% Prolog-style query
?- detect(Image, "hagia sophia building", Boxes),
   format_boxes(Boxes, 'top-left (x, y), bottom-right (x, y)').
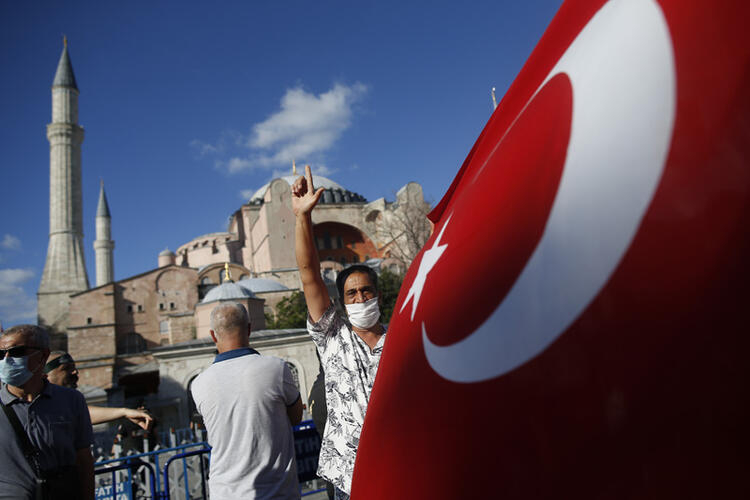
top-left (35, 41), bottom-right (429, 427)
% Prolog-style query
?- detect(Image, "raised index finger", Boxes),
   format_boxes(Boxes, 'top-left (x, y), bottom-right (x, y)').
top-left (305, 164), bottom-right (315, 193)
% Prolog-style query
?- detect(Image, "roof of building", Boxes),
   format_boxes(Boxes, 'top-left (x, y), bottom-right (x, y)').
top-left (159, 248), bottom-right (175, 257)
top-left (96, 183), bottom-right (111, 217)
top-left (247, 175), bottom-right (367, 205)
top-left (52, 41), bottom-right (78, 90)
top-left (201, 281), bottom-right (257, 303)
top-left (237, 278), bottom-right (290, 294)
top-left (151, 328), bottom-right (309, 355)
top-left (69, 264), bottom-right (198, 298)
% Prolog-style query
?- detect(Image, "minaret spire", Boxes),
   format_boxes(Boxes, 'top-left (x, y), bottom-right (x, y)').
top-left (94, 181), bottom-right (115, 286)
top-left (53, 37), bottom-right (78, 91)
top-left (38, 40), bottom-right (89, 332)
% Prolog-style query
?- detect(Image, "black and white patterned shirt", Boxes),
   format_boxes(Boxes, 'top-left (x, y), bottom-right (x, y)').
top-left (307, 303), bottom-right (386, 495)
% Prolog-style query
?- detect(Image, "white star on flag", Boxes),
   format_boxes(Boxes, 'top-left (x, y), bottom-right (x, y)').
top-left (400, 215), bottom-right (452, 321)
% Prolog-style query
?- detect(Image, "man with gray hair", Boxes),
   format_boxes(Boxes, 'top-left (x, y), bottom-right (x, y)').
top-left (0, 324), bottom-right (94, 499)
top-left (191, 302), bottom-right (303, 499)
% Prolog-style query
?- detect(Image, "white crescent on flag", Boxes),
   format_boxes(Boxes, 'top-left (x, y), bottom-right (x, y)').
top-left (353, 0), bottom-right (749, 496)
top-left (421, 0), bottom-right (676, 382)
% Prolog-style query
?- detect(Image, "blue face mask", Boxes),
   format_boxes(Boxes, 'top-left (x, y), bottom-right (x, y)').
top-left (0, 355), bottom-right (34, 387)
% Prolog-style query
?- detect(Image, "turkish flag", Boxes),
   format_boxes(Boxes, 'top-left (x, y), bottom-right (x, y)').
top-left (353, 0), bottom-right (750, 498)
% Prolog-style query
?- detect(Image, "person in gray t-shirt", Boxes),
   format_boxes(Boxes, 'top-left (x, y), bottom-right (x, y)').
top-left (191, 302), bottom-right (303, 500)
top-left (0, 324), bottom-right (94, 500)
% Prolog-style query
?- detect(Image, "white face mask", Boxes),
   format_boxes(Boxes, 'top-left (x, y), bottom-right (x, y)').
top-left (345, 296), bottom-right (381, 329)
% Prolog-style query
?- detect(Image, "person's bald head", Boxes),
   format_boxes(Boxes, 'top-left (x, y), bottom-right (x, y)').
top-left (209, 303), bottom-right (251, 351)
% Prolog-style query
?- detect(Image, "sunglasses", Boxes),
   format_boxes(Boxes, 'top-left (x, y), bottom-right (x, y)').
top-left (0, 346), bottom-right (40, 358)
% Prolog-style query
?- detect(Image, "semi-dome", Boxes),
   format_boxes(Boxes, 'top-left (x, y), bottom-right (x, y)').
top-left (201, 282), bottom-right (256, 303)
top-left (237, 278), bottom-right (290, 294)
top-left (247, 175), bottom-right (367, 205)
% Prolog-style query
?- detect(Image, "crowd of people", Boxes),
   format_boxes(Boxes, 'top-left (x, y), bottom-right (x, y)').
top-left (0, 166), bottom-right (388, 499)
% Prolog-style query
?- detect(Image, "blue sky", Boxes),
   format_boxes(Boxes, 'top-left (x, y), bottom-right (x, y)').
top-left (0, 0), bottom-right (562, 327)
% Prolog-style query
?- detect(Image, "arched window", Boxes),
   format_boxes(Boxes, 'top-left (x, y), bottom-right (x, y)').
top-left (201, 277), bottom-right (214, 285)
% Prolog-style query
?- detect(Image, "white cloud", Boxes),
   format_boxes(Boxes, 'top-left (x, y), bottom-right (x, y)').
top-left (239, 189), bottom-right (256, 200)
top-left (215, 83), bottom-right (367, 173)
top-left (226, 157), bottom-right (254, 173)
top-left (191, 131), bottom-right (243, 157)
top-left (1, 234), bottom-right (21, 251)
top-left (191, 139), bottom-right (221, 156)
top-left (0, 268), bottom-right (36, 323)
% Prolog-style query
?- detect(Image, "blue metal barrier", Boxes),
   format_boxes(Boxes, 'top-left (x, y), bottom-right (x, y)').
top-left (94, 457), bottom-right (157, 499)
top-left (96, 442), bottom-right (209, 498)
top-left (95, 420), bottom-right (326, 499)
top-left (162, 447), bottom-right (211, 500)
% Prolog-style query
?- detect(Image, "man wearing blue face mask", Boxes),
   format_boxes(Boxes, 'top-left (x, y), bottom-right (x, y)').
top-left (0, 325), bottom-right (94, 499)
top-left (292, 166), bottom-right (386, 500)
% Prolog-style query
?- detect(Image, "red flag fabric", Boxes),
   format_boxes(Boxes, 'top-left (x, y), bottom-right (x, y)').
top-left (352, 0), bottom-right (750, 498)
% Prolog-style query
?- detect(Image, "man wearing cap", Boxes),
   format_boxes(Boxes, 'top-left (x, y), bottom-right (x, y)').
top-left (44, 351), bottom-right (153, 429)
top-left (0, 325), bottom-right (94, 499)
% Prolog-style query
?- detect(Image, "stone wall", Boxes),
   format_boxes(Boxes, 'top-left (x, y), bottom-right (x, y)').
top-left (176, 232), bottom-right (235, 269)
top-left (113, 266), bottom-right (198, 350)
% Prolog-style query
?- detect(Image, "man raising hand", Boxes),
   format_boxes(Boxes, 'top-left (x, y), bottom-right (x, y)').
top-left (292, 165), bottom-right (387, 500)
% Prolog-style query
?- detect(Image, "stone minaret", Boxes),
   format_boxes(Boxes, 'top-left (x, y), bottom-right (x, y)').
top-left (37, 38), bottom-right (90, 331)
top-left (94, 181), bottom-right (114, 286)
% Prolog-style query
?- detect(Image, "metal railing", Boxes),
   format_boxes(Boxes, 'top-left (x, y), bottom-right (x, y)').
top-left (95, 442), bottom-right (208, 499)
top-left (94, 420), bottom-right (326, 499)
top-left (162, 447), bottom-right (210, 500)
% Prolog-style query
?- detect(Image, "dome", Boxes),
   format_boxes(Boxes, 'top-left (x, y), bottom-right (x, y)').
top-left (159, 248), bottom-right (175, 257)
top-left (237, 278), bottom-right (290, 294)
top-left (201, 282), bottom-right (256, 303)
top-left (247, 175), bottom-right (367, 205)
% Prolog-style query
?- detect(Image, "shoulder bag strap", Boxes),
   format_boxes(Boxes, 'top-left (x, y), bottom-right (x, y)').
top-left (0, 399), bottom-right (42, 476)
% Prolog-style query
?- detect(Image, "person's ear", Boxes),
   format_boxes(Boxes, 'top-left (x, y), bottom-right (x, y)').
top-left (39, 349), bottom-right (50, 368)
top-left (209, 330), bottom-right (218, 344)
top-left (34, 349), bottom-right (50, 374)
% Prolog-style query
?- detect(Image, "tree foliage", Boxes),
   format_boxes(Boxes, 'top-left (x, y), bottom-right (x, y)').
top-left (381, 185), bottom-right (432, 268)
top-left (266, 291), bottom-right (308, 329)
top-left (378, 268), bottom-right (404, 324)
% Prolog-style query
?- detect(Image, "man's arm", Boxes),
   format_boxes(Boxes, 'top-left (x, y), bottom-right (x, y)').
top-left (292, 165), bottom-right (330, 322)
top-left (75, 447), bottom-right (94, 500)
top-left (88, 406), bottom-right (153, 429)
top-left (286, 396), bottom-right (303, 426)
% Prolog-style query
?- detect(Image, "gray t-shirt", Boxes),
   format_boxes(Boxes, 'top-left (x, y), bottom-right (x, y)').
top-left (191, 348), bottom-right (301, 500)
top-left (0, 381), bottom-right (93, 499)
